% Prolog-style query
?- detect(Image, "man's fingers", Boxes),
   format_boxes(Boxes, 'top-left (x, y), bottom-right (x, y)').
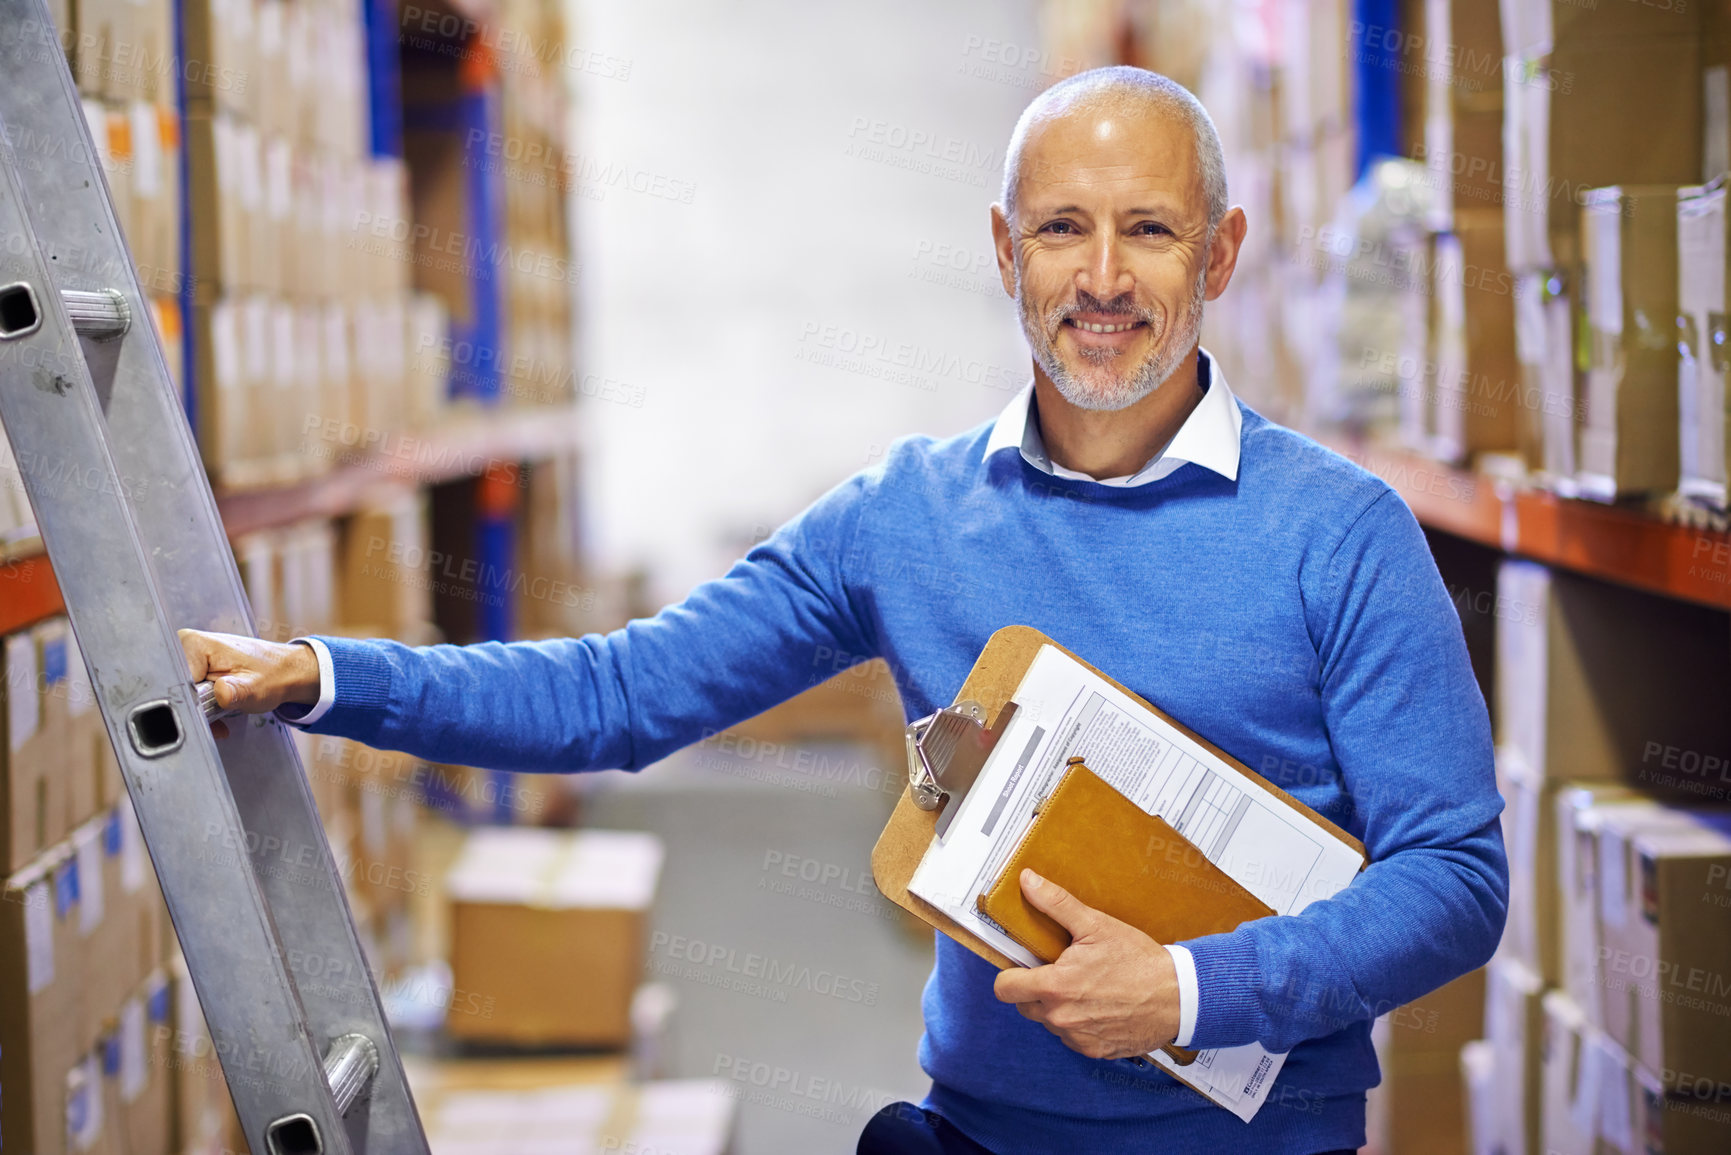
top-left (178, 628), bottom-right (211, 682)
top-left (994, 963), bottom-right (1053, 1006)
top-left (1020, 869), bottom-right (1103, 939)
top-left (215, 670), bottom-right (264, 711)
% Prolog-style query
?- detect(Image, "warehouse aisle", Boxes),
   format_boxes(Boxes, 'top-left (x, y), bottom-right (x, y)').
top-left (585, 743), bottom-right (934, 1155)
top-left (569, 0), bottom-right (1040, 602)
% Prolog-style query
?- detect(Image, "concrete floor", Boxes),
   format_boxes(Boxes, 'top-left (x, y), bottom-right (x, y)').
top-left (583, 742), bottom-right (935, 1155)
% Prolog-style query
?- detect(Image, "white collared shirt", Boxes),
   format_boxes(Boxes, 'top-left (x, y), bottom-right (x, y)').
top-left (982, 349), bottom-right (1241, 1048)
top-left (982, 347), bottom-right (1241, 487)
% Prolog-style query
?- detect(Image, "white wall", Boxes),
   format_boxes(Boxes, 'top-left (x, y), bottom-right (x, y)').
top-left (566, 0), bottom-right (1040, 603)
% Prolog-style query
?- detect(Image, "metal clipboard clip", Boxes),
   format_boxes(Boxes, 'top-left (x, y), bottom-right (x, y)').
top-left (904, 699), bottom-right (1020, 840)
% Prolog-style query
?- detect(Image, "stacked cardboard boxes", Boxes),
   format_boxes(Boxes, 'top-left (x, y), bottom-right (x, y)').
top-left (0, 803), bottom-right (175, 1155)
top-left (62, 0), bottom-right (184, 392)
top-left (181, 0), bottom-right (452, 489)
top-left (1499, 0), bottom-right (1703, 488)
top-left (494, 0), bottom-right (579, 409)
top-left (1460, 557), bottom-right (1731, 1154)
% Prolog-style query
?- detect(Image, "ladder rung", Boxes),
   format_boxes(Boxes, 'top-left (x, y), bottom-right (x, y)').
top-left (59, 287), bottom-right (130, 340)
top-left (323, 1034), bottom-right (381, 1117)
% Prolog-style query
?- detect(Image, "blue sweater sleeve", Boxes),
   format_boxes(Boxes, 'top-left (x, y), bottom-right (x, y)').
top-left (296, 472), bottom-right (879, 772)
top-left (1179, 490), bottom-right (1508, 1053)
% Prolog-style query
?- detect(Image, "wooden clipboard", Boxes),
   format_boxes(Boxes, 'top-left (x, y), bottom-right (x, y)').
top-left (869, 625), bottom-right (1367, 1071)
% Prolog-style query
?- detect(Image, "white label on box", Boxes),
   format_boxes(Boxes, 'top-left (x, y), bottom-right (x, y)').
top-left (235, 124), bottom-right (263, 212)
top-left (120, 995), bottom-right (147, 1101)
top-left (1599, 826), bottom-right (1629, 931)
top-left (272, 302), bottom-right (296, 390)
top-left (81, 99), bottom-right (110, 169)
top-left (175, 969), bottom-right (205, 1055)
top-left (7, 632), bottom-right (39, 752)
top-left (243, 297), bottom-right (269, 385)
top-left (64, 627), bottom-right (94, 716)
top-left (1585, 199), bottom-right (1624, 338)
top-left (212, 300), bottom-right (242, 389)
top-left (266, 137), bottom-right (292, 223)
top-left (120, 796), bottom-right (147, 893)
top-left (130, 101), bottom-right (160, 197)
top-left (65, 1055), bottom-right (102, 1151)
top-left (76, 828), bottom-right (105, 936)
top-left (24, 878), bottom-right (53, 993)
top-left (1596, 1034), bottom-right (1632, 1151)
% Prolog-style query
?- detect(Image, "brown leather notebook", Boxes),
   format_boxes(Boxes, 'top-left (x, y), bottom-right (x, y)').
top-left (978, 758), bottom-right (1275, 968)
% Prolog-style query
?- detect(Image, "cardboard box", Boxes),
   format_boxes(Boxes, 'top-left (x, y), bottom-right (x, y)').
top-left (1431, 209), bottom-right (1522, 463)
top-left (61, 615), bottom-right (111, 834)
top-left (1365, 969), bottom-right (1487, 1155)
top-left (114, 970), bottom-right (175, 1153)
top-left (190, 299), bottom-right (247, 485)
top-left (1633, 1057), bottom-right (1731, 1154)
top-left (1484, 954), bottom-right (1545, 1155)
top-left (1460, 1039), bottom-right (1497, 1155)
top-left (181, 0), bottom-right (255, 117)
top-left (166, 952), bottom-right (242, 1155)
top-left (4, 625), bottom-right (71, 873)
top-left (1578, 186), bottom-right (1684, 499)
top-left (1677, 183), bottom-right (1728, 509)
top-left (1493, 560), bottom-right (1731, 787)
top-left (420, 1076), bottom-right (736, 1153)
top-left (1510, 268), bottom-right (1578, 478)
top-left (1500, 765), bottom-right (1637, 985)
top-left (446, 828), bottom-right (663, 1046)
top-left (1539, 991), bottom-right (1596, 1155)
top-left (1600, 818), bottom-right (1731, 1087)
top-left (85, 801), bottom-right (167, 1044)
top-left (186, 112), bottom-right (256, 299)
top-left (1503, 32), bottom-right (1702, 273)
top-left (338, 495), bottom-right (432, 634)
top-left (1565, 801), bottom-right (1717, 1030)
top-left (1, 844), bottom-right (86, 1155)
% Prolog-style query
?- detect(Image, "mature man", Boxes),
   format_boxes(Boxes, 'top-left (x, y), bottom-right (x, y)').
top-left (182, 67), bottom-right (1506, 1154)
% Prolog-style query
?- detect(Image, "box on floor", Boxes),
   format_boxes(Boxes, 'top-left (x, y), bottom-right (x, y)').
top-left (446, 827), bottom-right (663, 1047)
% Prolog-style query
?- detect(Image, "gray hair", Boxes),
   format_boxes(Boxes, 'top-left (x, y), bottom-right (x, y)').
top-left (1000, 66), bottom-right (1228, 231)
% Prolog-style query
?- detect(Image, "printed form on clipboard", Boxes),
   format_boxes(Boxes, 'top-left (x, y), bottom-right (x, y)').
top-left (906, 643), bottom-right (1366, 1123)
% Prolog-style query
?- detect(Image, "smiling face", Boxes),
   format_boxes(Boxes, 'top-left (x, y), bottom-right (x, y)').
top-left (993, 101), bottom-right (1219, 411)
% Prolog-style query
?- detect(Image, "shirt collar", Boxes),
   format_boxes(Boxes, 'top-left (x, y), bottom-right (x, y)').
top-left (982, 348), bottom-right (1242, 486)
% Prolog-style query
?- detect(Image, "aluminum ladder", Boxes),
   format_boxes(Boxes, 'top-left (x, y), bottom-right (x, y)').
top-left (0, 3), bottom-right (430, 1151)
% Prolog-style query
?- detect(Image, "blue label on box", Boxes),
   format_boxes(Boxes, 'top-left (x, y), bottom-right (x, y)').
top-left (54, 858), bottom-right (78, 918)
top-left (104, 810), bottom-right (122, 856)
top-left (102, 1034), bottom-right (120, 1076)
top-left (148, 980), bottom-right (170, 1023)
top-left (42, 636), bottom-right (66, 685)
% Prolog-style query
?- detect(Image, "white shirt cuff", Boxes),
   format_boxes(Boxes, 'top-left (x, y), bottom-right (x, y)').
top-left (276, 638), bottom-right (336, 727)
top-left (1165, 943), bottom-right (1199, 1048)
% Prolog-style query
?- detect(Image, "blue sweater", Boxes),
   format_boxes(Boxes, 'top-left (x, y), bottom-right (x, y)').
top-left (304, 402), bottom-right (1507, 1154)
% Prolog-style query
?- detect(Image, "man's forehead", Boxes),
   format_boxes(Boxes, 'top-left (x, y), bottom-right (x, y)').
top-left (1015, 105), bottom-right (1201, 209)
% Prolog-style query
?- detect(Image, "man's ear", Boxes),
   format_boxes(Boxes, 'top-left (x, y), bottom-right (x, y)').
top-left (1203, 206), bottom-right (1248, 302)
top-left (990, 204), bottom-right (1018, 299)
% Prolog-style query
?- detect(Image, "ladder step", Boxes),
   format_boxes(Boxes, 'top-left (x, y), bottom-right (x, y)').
top-left (60, 288), bottom-right (130, 340)
top-left (323, 1034), bottom-right (382, 1117)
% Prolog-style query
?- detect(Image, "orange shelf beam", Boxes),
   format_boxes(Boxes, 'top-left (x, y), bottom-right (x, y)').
top-left (0, 553), bottom-right (65, 637)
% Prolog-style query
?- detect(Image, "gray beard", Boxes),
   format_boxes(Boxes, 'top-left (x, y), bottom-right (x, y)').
top-left (1017, 263), bottom-right (1209, 412)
